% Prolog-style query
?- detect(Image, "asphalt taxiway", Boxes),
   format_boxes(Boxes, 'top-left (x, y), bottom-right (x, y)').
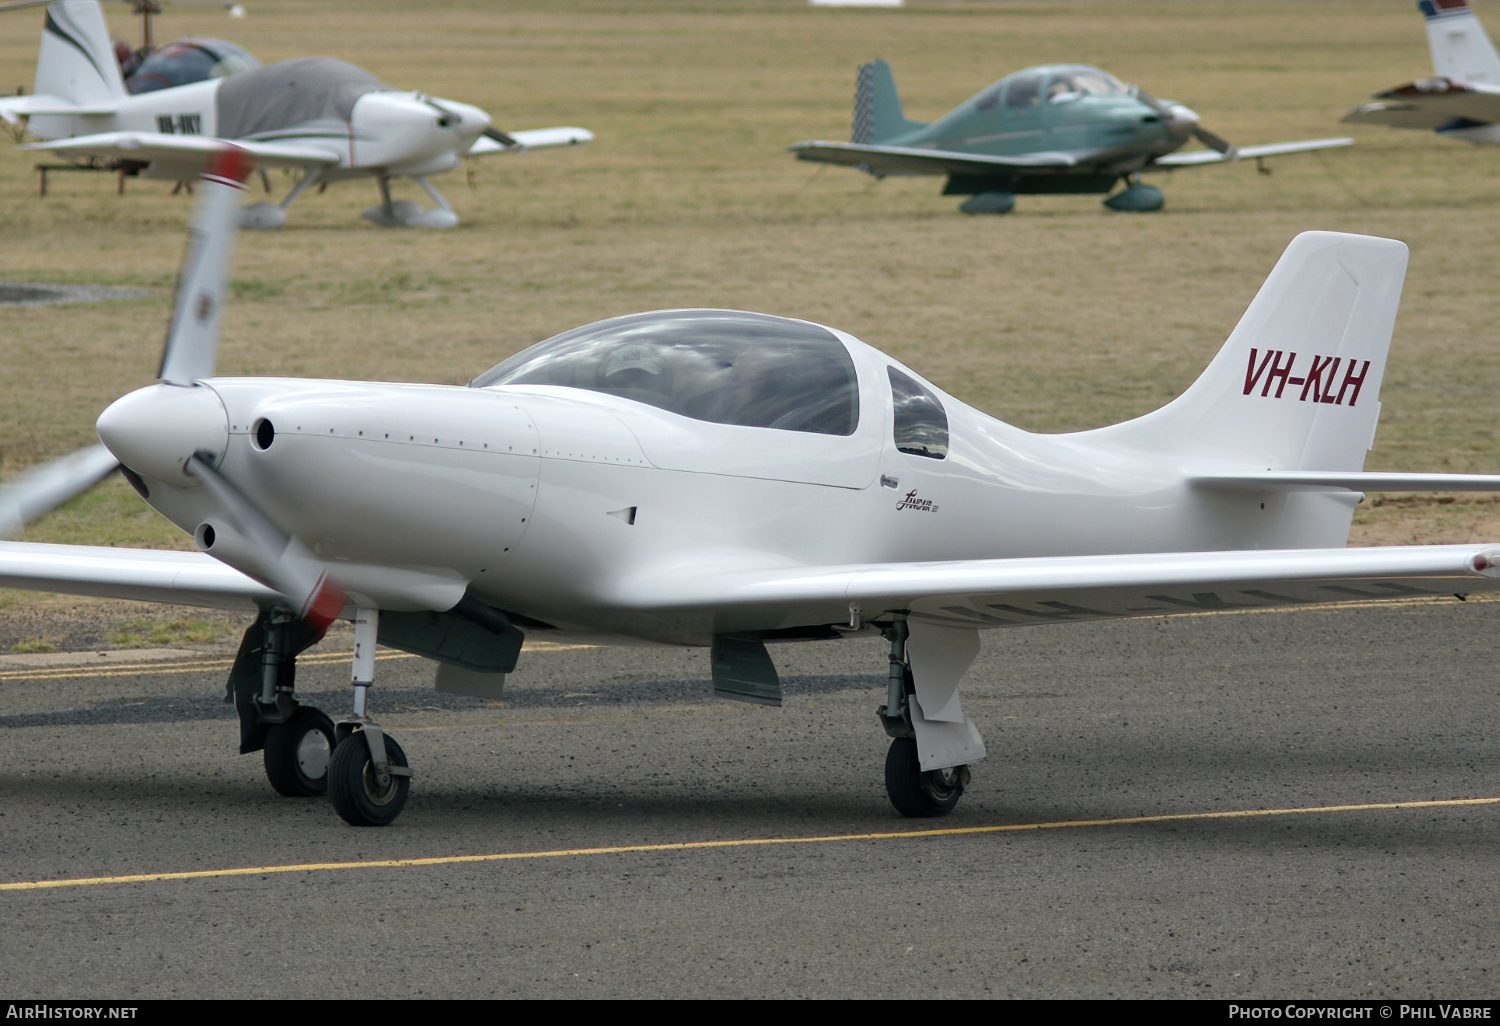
top-left (1, 597), bottom-right (1497, 998)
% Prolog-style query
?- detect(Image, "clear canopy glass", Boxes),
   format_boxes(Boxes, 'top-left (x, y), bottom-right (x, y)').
top-left (473, 310), bottom-right (860, 436)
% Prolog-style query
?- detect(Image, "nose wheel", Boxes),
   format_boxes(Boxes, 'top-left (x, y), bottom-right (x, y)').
top-left (329, 730), bottom-right (410, 827)
top-left (884, 735), bottom-right (968, 818)
top-left (263, 706), bottom-right (337, 797)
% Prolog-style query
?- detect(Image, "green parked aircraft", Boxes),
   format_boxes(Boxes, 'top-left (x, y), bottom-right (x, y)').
top-left (790, 61), bottom-right (1353, 214)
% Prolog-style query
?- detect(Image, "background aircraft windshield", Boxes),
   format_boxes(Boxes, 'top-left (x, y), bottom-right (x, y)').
top-left (125, 38), bottom-right (260, 95)
top-left (473, 310), bottom-right (860, 436)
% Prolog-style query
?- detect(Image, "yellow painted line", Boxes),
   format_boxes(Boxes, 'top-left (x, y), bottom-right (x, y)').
top-left (3, 795), bottom-right (1495, 893)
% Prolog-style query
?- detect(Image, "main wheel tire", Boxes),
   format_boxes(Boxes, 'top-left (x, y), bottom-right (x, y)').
top-left (263, 707), bottom-right (336, 797)
top-left (329, 732), bottom-right (410, 827)
top-left (884, 735), bottom-right (965, 818)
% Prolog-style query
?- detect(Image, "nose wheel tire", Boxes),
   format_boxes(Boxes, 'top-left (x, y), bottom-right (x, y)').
top-left (329, 731), bottom-right (410, 827)
top-left (884, 735), bottom-right (967, 818)
top-left (263, 707), bottom-right (336, 797)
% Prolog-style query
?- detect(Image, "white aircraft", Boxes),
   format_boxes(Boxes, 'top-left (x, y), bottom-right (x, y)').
top-left (0, 0), bottom-right (593, 228)
top-left (6, 148), bottom-right (1500, 828)
top-left (1344, 0), bottom-right (1500, 145)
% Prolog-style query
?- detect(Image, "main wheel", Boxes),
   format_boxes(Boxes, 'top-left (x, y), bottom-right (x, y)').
top-left (329, 731), bottom-right (410, 827)
top-left (884, 735), bottom-right (966, 818)
top-left (263, 706), bottom-right (336, 797)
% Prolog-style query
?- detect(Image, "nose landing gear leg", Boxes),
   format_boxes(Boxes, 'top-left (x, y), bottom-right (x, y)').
top-left (328, 607), bottom-right (412, 826)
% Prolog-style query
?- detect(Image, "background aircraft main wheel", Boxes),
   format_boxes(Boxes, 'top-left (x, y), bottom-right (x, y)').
top-left (329, 732), bottom-right (410, 827)
top-left (884, 735), bottom-right (966, 818)
top-left (263, 706), bottom-right (336, 797)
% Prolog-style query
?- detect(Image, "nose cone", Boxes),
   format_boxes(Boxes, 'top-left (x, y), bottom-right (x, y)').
top-left (96, 383), bottom-right (228, 483)
top-left (426, 96), bottom-right (491, 155)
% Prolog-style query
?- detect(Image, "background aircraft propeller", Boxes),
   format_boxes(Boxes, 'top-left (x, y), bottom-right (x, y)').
top-left (1133, 86), bottom-right (1238, 159)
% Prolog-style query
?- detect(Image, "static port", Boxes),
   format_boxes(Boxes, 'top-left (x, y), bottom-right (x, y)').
top-left (253, 418), bottom-right (275, 450)
top-left (194, 522), bottom-right (217, 550)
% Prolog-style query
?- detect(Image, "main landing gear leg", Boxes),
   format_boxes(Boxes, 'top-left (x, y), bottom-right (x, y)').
top-left (329, 607), bottom-right (412, 827)
top-left (259, 610), bottom-right (336, 797)
top-left (877, 620), bottom-right (968, 818)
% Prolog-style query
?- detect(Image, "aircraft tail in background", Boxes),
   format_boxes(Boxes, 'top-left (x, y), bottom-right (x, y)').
top-left (34, 0), bottom-right (126, 107)
top-left (851, 59), bottom-right (926, 143)
top-left (1421, 0), bottom-right (1500, 83)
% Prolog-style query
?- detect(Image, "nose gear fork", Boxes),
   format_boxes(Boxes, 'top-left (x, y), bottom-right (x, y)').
top-left (330, 607), bottom-right (413, 827)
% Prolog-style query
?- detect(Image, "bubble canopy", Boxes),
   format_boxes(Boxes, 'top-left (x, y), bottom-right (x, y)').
top-left (472, 310), bottom-right (861, 436)
top-left (125, 38), bottom-right (260, 95)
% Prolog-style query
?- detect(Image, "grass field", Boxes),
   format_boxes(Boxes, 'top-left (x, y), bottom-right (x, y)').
top-left (3, 0), bottom-right (1500, 569)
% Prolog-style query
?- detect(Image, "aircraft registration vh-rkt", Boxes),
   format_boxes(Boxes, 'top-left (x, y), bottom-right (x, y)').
top-left (0, 0), bottom-right (592, 228)
top-left (5, 148), bottom-right (1500, 827)
top-left (791, 59), bottom-right (1353, 213)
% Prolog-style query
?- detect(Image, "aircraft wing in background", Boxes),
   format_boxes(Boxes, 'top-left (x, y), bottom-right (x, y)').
top-left (1152, 137), bottom-right (1354, 167)
top-left (22, 132), bottom-right (340, 172)
top-left (1343, 78), bottom-right (1500, 129)
top-left (466, 126), bottom-right (594, 156)
top-left (788, 139), bottom-right (1084, 176)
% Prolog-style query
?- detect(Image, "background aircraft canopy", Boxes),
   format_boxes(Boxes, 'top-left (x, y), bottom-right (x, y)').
top-left (474, 310), bottom-right (861, 436)
top-left (978, 64), bottom-right (1128, 109)
top-left (125, 38), bottom-right (260, 95)
top-left (216, 56), bottom-right (388, 138)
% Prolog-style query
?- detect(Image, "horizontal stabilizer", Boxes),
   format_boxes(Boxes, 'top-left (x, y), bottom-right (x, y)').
top-left (1153, 137), bottom-right (1353, 167)
top-left (1342, 78), bottom-right (1500, 128)
top-left (0, 93), bottom-right (115, 125)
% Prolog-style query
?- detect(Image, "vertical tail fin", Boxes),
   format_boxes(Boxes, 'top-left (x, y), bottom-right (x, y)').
top-left (1420, 0), bottom-right (1500, 83)
top-left (35, 0), bottom-right (126, 106)
top-left (852, 59), bottom-right (926, 144)
top-left (1098, 231), bottom-right (1409, 475)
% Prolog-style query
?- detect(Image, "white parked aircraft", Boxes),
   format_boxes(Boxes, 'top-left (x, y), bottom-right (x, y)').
top-left (1344, 0), bottom-right (1500, 145)
top-left (0, 0), bottom-right (592, 227)
top-left (6, 148), bottom-right (1500, 827)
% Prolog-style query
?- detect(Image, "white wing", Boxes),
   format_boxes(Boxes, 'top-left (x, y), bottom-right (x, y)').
top-left (466, 126), bottom-right (594, 156)
top-left (0, 542), bottom-right (278, 611)
top-left (609, 545), bottom-right (1500, 633)
top-left (23, 132), bottom-right (339, 171)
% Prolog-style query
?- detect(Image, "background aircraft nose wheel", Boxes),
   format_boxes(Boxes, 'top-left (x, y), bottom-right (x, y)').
top-left (263, 706), bottom-right (337, 797)
top-left (329, 731), bottom-right (410, 827)
top-left (884, 736), bottom-right (968, 817)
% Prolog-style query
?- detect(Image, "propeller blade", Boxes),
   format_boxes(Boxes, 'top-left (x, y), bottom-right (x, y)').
top-left (0, 445), bottom-right (120, 539)
top-left (1192, 125), bottom-right (1238, 158)
top-left (158, 146), bottom-right (254, 386)
top-left (482, 126), bottom-right (521, 149)
top-left (184, 451), bottom-right (345, 630)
